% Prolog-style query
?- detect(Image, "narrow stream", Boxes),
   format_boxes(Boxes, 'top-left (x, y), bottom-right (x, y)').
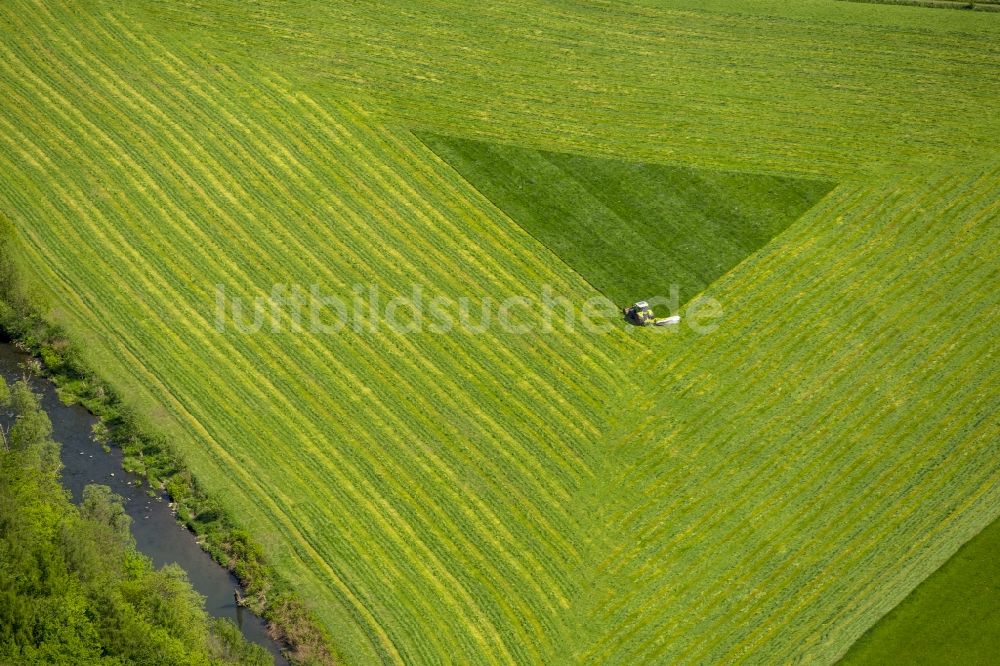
top-left (0, 343), bottom-right (288, 665)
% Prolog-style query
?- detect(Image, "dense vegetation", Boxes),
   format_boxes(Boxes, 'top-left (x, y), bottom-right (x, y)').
top-left (419, 134), bottom-right (833, 312)
top-left (0, 0), bottom-right (997, 664)
top-left (0, 374), bottom-right (270, 665)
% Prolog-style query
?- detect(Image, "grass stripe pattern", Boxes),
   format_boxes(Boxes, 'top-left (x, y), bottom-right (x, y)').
top-left (0, 1), bottom-right (997, 664)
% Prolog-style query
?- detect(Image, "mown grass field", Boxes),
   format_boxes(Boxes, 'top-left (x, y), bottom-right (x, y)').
top-left (841, 515), bottom-right (1000, 664)
top-left (419, 134), bottom-right (833, 313)
top-left (596, 169), bottom-right (1000, 663)
top-left (0, 0), bottom-right (998, 664)
top-left (136, 0), bottom-right (1000, 177)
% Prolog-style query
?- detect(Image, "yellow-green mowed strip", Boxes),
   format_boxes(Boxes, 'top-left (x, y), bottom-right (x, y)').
top-left (596, 169), bottom-right (1000, 664)
top-left (137, 0), bottom-right (1000, 178)
top-left (0, 3), bottom-right (641, 663)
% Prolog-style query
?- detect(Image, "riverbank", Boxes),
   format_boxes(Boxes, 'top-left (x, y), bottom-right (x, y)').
top-left (0, 361), bottom-right (272, 662)
top-left (0, 342), bottom-right (288, 664)
top-left (0, 224), bottom-right (335, 664)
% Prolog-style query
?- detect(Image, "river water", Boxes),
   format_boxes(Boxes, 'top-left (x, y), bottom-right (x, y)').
top-left (0, 343), bottom-right (288, 664)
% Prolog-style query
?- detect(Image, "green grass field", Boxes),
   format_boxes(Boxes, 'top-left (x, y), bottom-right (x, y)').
top-left (837, 0), bottom-right (1000, 12)
top-left (0, 0), bottom-right (998, 664)
top-left (841, 515), bottom-right (1000, 664)
top-left (419, 134), bottom-right (834, 313)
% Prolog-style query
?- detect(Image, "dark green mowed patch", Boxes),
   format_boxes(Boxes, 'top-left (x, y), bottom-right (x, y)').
top-left (420, 134), bottom-right (834, 316)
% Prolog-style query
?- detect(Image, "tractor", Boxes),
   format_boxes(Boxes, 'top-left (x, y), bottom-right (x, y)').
top-left (624, 301), bottom-right (681, 327)
top-left (623, 300), bottom-right (654, 326)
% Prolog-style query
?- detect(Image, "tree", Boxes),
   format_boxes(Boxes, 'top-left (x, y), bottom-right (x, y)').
top-left (10, 410), bottom-right (53, 449)
top-left (9, 379), bottom-right (40, 417)
top-left (80, 484), bottom-right (132, 546)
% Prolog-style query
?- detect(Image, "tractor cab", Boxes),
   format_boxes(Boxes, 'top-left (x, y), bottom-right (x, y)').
top-left (623, 301), bottom-right (654, 326)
